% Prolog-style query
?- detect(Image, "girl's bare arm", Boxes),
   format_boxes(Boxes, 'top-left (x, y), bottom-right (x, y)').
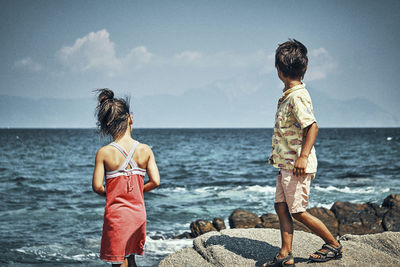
top-left (92, 148), bottom-right (106, 197)
top-left (143, 146), bottom-right (160, 192)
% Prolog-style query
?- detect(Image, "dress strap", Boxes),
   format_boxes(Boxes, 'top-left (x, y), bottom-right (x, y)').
top-left (109, 141), bottom-right (139, 169)
top-left (109, 142), bottom-right (128, 156)
top-left (120, 141), bottom-right (140, 170)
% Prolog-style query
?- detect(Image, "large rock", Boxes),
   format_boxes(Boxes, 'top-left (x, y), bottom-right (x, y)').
top-left (381, 194), bottom-right (400, 231)
top-left (212, 217), bottom-right (226, 231)
top-left (173, 231), bottom-right (193, 239)
top-left (190, 220), bottom-right (217, 237)
top-left (158, 247), bottom-right (212, 267)
top-left (229, 209), bottom-right (261, 229)
top-left (382, 194), bottom-right (400, 210)
top-left (159, 228), bottom-right (400, 267)
top-left (257, 208), bottom-right (338, 236)
top-left (257, 213), bottom-right (280, 229)
top-left (307, 207), bottom-right (339, 236)
top-left (382, 209), bottom-right (400, 231)
top-left (330, 202), bottom-right (384, 235)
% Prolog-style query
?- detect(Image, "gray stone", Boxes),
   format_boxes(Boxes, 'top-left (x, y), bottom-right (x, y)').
top-left (158, 247), bottom-right (212, 267)
top-left (159, 228), bottom-right (400, 267)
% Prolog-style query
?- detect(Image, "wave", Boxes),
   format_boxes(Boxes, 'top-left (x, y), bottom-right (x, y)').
top-left (14, 243), bottom-right (98, 263)
top-left (144, 236), bottom-right (192, 256)
top-left (313, 185), bottom-right (390, 194)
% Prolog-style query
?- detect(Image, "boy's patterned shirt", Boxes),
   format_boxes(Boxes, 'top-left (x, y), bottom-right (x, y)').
top-left (269, 83), bottom-right (318, 173)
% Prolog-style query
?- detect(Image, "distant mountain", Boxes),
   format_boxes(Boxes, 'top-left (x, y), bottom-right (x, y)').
top-left (0, 95), bottom-right (96, 128)
top-left (0, 84), bottom-right (398, 128)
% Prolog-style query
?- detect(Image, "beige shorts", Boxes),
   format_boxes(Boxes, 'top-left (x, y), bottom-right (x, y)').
top-left (275, 169), bottom-right (315, 213)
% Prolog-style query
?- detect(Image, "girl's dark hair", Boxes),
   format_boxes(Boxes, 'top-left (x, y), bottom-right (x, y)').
top-left (95, 89), bottom-right (131, 139)
top-left (275, 39), bottom-right (308, 79)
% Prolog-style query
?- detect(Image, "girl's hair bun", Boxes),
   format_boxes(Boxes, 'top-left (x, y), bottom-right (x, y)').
top-left (97, 89), bottom-right (114, 104)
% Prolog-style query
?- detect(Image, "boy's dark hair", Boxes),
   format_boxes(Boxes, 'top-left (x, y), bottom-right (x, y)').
top-left (275, 39), bottom-right (308, 79)
top-left (95, 89), bottom-right (131, 139)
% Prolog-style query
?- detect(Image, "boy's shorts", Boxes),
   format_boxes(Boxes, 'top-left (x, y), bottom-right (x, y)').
top-left (275, 169), bottom-right (315, 213)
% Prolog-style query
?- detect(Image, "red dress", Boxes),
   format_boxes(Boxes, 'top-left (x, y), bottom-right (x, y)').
top-left (100, 141), bottom-right (146, 264)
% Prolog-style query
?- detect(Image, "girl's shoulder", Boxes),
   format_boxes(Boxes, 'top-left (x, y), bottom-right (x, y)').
top-left (135, 142), bottom-right (152, 155)
top-left (96, 144), bottom-right (116, 157)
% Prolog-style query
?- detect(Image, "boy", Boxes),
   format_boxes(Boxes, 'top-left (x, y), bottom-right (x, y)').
top-left (265, 39), bottom-right (342, 267)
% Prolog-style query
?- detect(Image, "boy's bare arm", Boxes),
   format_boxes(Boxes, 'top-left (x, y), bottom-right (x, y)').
top-left (293, 122), bottom-right (318, 177)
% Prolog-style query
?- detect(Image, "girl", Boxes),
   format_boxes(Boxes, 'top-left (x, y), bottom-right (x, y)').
top-left (92, 89), bottom-right (160, 267)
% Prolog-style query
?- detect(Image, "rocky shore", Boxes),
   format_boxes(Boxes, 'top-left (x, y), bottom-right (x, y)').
top-left (175, 194), bottom-right (400, 239)
top-left (160, 194), bottom-right (400, 266)
top-left (160, 229), bottom-right (400, 266)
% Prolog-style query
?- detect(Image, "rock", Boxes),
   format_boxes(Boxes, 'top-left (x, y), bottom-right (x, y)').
top-left (307, 207), bottom-right (339, 236)
top-left (382, 209), bottom-right (400, 231)
top-left (159, 228), bottom-right (400, 267)
top-left (382, 194), bottom-right (400, 210)
top-left (331, 202), bottom-right (384, 235)
top-left (257, 208), bottom-right (337, 236)
top-left (367, 202), bottom-right (389, 217)
top-left (229, 209), bottom-right (261, 229)
top-left (173, 231), bottom-right (193, 239)
top-left (158, 247), bottom-right (212, 267)
top-left (258, 212), bottom-right (309, 232)
top-left (212, 217), bottom-right (226, 231)
top-left (257, 213), bottom-right (280, 229)
top-left (190, 220), bottom-right (217, 237)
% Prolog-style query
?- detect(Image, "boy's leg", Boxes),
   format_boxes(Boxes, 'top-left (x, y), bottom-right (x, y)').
top-left (274, 202), bottom-right (294, 261)
top-left (272, 170), bottom-right (295, 265)
top-left (292, 211), bottom-right (341, 258)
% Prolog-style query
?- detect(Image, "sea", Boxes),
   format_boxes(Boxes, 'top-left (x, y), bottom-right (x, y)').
top-left (0, 128), bottom-right (399, 266)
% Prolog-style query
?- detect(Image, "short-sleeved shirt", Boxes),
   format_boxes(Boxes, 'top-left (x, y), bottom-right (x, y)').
top-left (268, 83), bottom-right (318, 173)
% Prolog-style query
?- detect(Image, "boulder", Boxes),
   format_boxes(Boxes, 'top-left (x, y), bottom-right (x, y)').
top-left (159, 228), bottom-right (400, 267)
top-left (190, 220), bottom-right (217, 237)
top-left (257, 208), bottom-right (337, 236)
top-left (382, 194), bottom-right (400, 210)
top-left (382, 209), bottom-right (400, 231)
top-left (307, 207), bottom-right (339, 236)
top-left (257, 213), bottom-right (280, 229)
top-left (331, 202), bottom-right (384, 235)
top-left (173, 231), bottom-right (194, 239)
top-left (212, 217), bottom-right (226, 231)
top-left (229, 209), bottom-right (261, 229)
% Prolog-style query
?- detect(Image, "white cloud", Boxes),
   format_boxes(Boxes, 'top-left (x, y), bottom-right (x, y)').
top-left (170, 49), bottom-right (273, 71)
top-left (13, 57), bottom-right (43, 72)
top-left (125, 46), bottom-right (153, 68)
top-left (57, 29), bottom-right (152, 75)
top-left (174, 51), bottom-right (203, 63)
top-left (306, 48), bottom-right (336, 81)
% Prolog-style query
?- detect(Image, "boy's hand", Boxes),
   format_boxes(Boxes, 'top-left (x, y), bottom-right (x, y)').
top-left (294, 155), bottom-right (308, 177)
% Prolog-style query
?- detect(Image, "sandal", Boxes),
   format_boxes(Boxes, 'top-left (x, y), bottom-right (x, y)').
top-left (263, 252), bottom-right (295, 267)
top-left (309, 243), bottom-right (343, 262)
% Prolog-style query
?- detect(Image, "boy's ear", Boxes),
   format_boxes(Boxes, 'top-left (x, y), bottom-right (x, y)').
top-left (129, 114), bottom-right (133, 125)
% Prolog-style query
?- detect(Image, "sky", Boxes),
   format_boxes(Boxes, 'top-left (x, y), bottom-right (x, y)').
top-left (1, 0), bottom-right (400, 127)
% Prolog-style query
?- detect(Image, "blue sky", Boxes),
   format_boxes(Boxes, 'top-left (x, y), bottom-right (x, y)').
top-left (1, 0), bottom-right (400, 127)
